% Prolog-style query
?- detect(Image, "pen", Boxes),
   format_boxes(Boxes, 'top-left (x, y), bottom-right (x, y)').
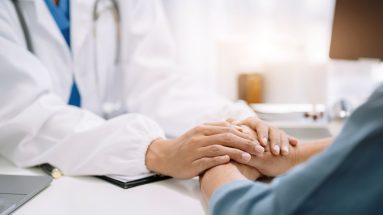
top-left (40, 163), bottom-right (62, 179)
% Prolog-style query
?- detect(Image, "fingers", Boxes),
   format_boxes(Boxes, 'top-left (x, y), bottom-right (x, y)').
top-left (288, 136), bottom-right (299, 146)
top-left (280, 132), bottom-right (290, 156)
top-left (203, 121), bottom-right (232, 127)
top-left (225, 118), bottom-right (238, 124)
top-left (254, 123), bottom-right (269, 147)
top-left (203, 133), bottom-right (264, 155)
top-left (194, 125), bottom-right (255, 141)
top-left (269, 128), bottom-right (281, 155)
top-left (238, 117), bottom-right (268, 146)
top-left (193, 155), bottom-right (230, 174)
top-left (199, 144), bottom-right (252, 164)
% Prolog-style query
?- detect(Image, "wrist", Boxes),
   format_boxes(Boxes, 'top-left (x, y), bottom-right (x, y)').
top-left (294, 138), bottom-right (331, 164)
top-left (145, 138), bottom-right (169, 174)
top-left (200, 163), bottom-right (247, 200)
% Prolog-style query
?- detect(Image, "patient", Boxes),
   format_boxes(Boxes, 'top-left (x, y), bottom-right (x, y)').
top-left (201, 84), bottom-right (383, 215)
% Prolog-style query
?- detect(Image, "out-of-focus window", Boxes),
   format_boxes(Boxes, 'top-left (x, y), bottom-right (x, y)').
top-left (162, 0), bottom-right (335, 103)
top-left (163, 0), bottom-right (383, 111)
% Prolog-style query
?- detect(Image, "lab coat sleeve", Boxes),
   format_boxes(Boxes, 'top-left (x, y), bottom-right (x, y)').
top-left (0, 2), bottom-right (164, 176)
top-left (119, 0), bottom-right (255, 137)
top-left (209, 84), bottom-right (383, 215)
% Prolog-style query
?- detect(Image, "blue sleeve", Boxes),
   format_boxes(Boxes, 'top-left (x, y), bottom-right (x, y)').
top-left (209, 84), bottom-right (383, 215)
top-left (210, 180), bottom-right (275, 215)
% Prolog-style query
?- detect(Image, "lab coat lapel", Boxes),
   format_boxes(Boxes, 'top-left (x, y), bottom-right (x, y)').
top-left (71, 0), bottom-right (97, 60)
top-left (27, 0), bottom-right (71, 55)
top-left (25, 0), bottom-right (95, 62)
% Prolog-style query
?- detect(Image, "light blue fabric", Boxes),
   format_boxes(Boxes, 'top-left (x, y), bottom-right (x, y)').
top-left (210, 84), bottom-right (383, 215)
top-left (44, 0), bottom-right (81, 107)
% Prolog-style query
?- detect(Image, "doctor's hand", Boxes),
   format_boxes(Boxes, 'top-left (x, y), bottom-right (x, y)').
top-left (145, 123), bottom-right (265, 179)
top-left (231, 117), bottom-right (299, 156)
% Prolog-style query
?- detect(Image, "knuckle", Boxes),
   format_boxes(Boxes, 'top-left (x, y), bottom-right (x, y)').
top-left (228, 127), bottom-right (237, 134)
top-left (222, 121), bottom-right (231, 127)
top-left (194, 125), bottom-right (204, 133)
top-left (221, 133), bottom-right (234, 142)
top-left (190, 136), bottom-right (201, 144)
top-left (220, 127), bottom-right (230, 133)
top-left (191, 126), bottom-right (199, 134)
top-left (209, 145), bottom-right (222, 154)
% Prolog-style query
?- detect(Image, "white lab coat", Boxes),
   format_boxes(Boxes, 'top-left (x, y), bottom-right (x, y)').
top-left (0, 0), bottom-right (254, 177)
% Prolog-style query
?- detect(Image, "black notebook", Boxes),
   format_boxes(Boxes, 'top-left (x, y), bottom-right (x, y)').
top-left (98, 174), bottom-right (171, 189)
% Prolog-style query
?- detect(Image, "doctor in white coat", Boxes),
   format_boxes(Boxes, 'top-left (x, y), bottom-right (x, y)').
top-left (0, 0), bottom-right (292, 179)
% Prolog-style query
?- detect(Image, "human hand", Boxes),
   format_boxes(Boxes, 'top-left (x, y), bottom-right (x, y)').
top-left (247, 144), bottom-right (300, 177)
top-left (232, 117), bottom-right (298, 156)
top-left (249, 138), bottom-right (333, 177)
top-left (200, 162), bottom-right (261, 200)
top-left (145, 123), bottom-right (264, 179)
top-left (229, 161), bottom-right (261, 181)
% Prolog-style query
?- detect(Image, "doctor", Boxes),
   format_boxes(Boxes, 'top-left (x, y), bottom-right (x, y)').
top-left (0, 0), bottom-right (293, 178)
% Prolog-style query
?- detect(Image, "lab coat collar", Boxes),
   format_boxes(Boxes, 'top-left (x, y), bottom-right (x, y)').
top-left (21, 0), bottom-right (97, 60)
top-left (70, 0), bottom-right (98, 59)
top-left (20, 0), bottom-right (69, 52)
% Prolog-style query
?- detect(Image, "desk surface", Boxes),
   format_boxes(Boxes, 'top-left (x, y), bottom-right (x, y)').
top-left (0, 157), bottom-right (207, 215)
top-left (0, 121), bottom-right (343, 215)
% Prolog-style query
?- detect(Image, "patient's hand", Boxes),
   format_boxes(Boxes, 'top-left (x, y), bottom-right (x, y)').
top-left (248, 145), bottom-right (300, 177)
top-left (250, 138), bottom-right (333, 177)
top-left (146, 121), bottom-right (264, 179)
top-left (231, 117), bottom-right (298, 156)
top-left (230, 161), bottom-right (261, 181)
top-left (200, 161), bottom-right (261, 200)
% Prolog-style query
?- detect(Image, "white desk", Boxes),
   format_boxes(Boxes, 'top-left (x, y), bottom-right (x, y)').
top-left (0, 121), bottom-right (343, 215)
top-left (0, 157), bottom-right (207, 215)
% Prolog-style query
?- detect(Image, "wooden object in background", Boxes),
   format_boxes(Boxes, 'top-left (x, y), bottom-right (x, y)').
top-left (238, 73), bottom-right (263, 103)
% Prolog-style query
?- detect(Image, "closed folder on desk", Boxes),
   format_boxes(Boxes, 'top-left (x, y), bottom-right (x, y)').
top-left (98, 174), bottom-right (171, 189)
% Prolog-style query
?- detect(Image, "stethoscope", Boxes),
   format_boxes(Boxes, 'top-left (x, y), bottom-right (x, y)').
top-left (11, 0), bottom-right (123, 120)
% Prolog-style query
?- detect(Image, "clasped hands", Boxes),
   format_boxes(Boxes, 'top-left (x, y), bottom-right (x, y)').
top-left (146, 117), bottom-right (299, 180)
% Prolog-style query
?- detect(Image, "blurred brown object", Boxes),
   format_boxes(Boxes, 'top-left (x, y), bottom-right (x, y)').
top-left (238, 73), bottom-right (263, 103)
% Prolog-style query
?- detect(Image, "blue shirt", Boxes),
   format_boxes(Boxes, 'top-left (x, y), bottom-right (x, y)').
top-left (44, 0), bottom-right (81, 107)
top-left (44, 0), bottom-right (71, 47)
top-left (210, 84), bottom-right (383, 215)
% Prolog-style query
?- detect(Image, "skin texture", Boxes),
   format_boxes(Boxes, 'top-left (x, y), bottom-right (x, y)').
top-left (236, 117), bottom-right (298, 156)
top-left (200, 162), bottom-right (259, 200)
top-left (145, 123), bottom-right (264, 179)
top-left (200, 138), bottom-right (333, 200)
top-left (249, 138), bottom-right (333, 177)
top-left (145, 118), bottom-right (296, 179)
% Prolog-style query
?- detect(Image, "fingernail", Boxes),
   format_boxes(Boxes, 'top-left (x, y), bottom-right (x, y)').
top-left (282, 146), bottom-right (289, 155)
top-left (262, 137), bottom-right (268, 146)
top-left (241, 153), bottom-right (251, 162)
top-left (273, 145), bottom-right (280, 154)
top-left (255, 145), bottom-right (264, 153)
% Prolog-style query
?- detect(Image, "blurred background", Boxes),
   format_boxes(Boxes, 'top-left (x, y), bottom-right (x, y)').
top-left (161, 0), bottom-right (383, 110)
